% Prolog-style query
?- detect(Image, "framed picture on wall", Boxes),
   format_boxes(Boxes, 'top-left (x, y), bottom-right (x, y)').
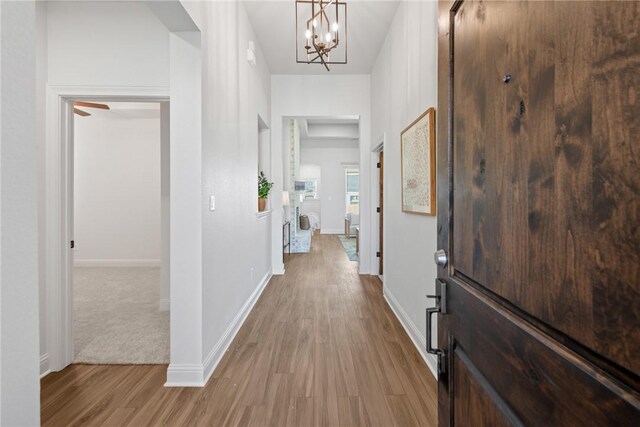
top-left (400, 107), bottom-right (436, 215)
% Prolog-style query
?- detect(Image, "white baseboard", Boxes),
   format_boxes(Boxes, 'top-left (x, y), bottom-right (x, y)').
top-left (320, 228), bottom-right (344, 235)
top-left (159, 298), bottom-right (170, 312)
top-left (74, 259), bottom-right (161, 267)
top-left (165, 270), bottom-right (273, 387)
top-left (273, 263), bottom-right (285, 275)
top-left (40, 353), bottom-right (50, 378)
top-left (383, 287), bottom-right (438, 379)
top-left (165, 364), bottom-right (206, 387)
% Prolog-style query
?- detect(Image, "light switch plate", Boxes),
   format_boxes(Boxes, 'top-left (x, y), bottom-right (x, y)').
top-left (209, 196), bottom-right (215, 211)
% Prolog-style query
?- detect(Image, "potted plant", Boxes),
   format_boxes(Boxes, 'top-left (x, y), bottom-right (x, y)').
top-left (258, 171), bottom-right (273, 212)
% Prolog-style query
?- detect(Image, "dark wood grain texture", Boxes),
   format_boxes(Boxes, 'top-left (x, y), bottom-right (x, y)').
top-left (452, 349), bottom-right (513, 427)
top-left (590, 0), bottom-right (640, 376)
top-left (450, 0), bottom-right (640, 377)
top-left (439, 0), bottom-right (640, 425)
top-left (449, 281), bottom-right (640, 426)
top-left (41, 235), bottom-right (437, 426)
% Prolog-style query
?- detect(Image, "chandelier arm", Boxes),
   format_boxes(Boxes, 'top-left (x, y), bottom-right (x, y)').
top-left (319, 0), bottom-right (336, 15)
top-left (313, 44), bottom-right (330, 71)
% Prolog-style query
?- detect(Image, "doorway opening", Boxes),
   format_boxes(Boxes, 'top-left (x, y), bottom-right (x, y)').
top-left (283, 116), bottom-right (360, 262)
top-left (71, 100), bottom-right (169, 364)
top-left (45, 95), bottom-right (171, 369)
top-left (342, 167), bottom-right (360, 261)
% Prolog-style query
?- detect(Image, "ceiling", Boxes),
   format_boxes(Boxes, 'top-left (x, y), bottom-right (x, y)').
top-left (296, 116), bottom-right (360, 148)
top-left (243, 0), bottom-right (400, 74)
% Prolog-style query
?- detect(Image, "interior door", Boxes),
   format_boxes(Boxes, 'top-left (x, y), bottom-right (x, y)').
top-left (436, 1), bottom-right (640, 425)
top-left (379, 151), bottom-right (384, 275)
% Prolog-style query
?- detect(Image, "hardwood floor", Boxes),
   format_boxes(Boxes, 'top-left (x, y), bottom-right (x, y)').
top-left (41, 234), bottom-right (438, 426)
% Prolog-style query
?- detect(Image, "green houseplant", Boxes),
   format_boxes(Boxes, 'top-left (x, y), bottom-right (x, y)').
top-left (258, 171), bottom-right (273, 212)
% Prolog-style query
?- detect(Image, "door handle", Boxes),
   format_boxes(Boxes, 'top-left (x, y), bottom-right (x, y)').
top-left (426, 279), bottom-right (448, 377)
top-left (434, 249), bottom-right (448, 266)
top-left (426, 306), bottom-right (443, 356)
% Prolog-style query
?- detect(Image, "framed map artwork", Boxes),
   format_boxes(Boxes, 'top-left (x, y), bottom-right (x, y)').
top-left (400, 107), bottom-right (436, 215)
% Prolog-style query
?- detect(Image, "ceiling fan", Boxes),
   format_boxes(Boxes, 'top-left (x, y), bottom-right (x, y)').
top-left (73, 101), bottom-right (110, 117)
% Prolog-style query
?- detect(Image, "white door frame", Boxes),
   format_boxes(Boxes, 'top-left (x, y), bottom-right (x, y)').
top-left (370, 133), bottom-right (385, 277)
top-left (45, 85), bottom-right (169, 372)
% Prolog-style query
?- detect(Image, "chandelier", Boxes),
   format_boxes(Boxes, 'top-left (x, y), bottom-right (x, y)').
top-left (295, 0), bottom-right (347, 71)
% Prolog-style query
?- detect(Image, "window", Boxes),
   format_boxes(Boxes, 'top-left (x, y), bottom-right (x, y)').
top-left (346, 169), bottom-right (359, 214)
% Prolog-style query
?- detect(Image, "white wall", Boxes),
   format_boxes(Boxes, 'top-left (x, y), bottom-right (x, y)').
top-left (271, 75), bottom-right (371, 274)
top-left (300, 142), bottom-right (359, 234)
top-left (167, 29), bottom-right (202, 384)
top-left (258, 119), bottom-right (270, 185)
top-left (1, 1), bottom-right (41, 424)
top-left (74, 113), bottom-right (161, 266)
top-left (179, 1), bottom-right (273, 384)
top-left (371, 1), bottom-right (439, 376)
top-left (47, 1), bottom-right (169, 87)
top-left (36, 0), bottom-right (49, 379)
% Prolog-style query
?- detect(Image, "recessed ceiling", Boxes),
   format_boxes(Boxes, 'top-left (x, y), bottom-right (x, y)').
top-left (295, 116), bottom-right (360, 148)
top-left (243, 0), bottom-right (400, 74)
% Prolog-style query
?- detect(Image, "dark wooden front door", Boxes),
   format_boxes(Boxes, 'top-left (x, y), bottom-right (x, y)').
top-left (436, 1), bottom-right (640, 425)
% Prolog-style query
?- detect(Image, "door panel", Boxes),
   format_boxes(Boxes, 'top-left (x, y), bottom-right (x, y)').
top-left (449, 281), bottom-right (639, 426)
top-left (451, 0), bottom-right (640, 375)
top-left (437, 0), bottom-right (640, 425)
top-left (453, 348), bottom-right (514, 427)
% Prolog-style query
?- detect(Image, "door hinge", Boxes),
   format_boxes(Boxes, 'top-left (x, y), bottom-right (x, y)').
top-left (70, 240), bottom-right (75, 249)
top-left (376, 207), bottom-right (381, 213)
top-left (376, 162), bottom-right (381, 168)
top-left (376, 251), bottom-right (381, 258)
top-left (426, 279), bottom-right (447, 377)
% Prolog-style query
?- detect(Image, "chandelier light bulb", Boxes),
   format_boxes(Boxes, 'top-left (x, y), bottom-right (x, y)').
top-left (332, 22), bottom-right (339, 32)
top-left (325, 32), bottom-right (331, 42)
top-left (312, 19), bottom-right (317, 28)
top-left (305, 29), bottom-right (312, 39)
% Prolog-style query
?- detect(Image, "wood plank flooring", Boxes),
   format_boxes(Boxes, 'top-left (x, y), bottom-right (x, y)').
top-left (41, 234), bottom-right (438, 426)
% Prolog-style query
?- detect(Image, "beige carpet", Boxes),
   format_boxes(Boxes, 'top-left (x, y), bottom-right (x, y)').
top-left (73, 267), bottom-right (169, 364)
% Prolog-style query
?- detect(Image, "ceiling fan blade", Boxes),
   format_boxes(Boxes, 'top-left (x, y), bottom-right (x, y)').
top-left (74, 108), bottom-right (91, 117)
top-left (74, 101), bottom-right (110, 110)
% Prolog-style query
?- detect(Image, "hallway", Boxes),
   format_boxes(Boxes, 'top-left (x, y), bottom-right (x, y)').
top-left (41, 235), bottom-right (437, 426)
